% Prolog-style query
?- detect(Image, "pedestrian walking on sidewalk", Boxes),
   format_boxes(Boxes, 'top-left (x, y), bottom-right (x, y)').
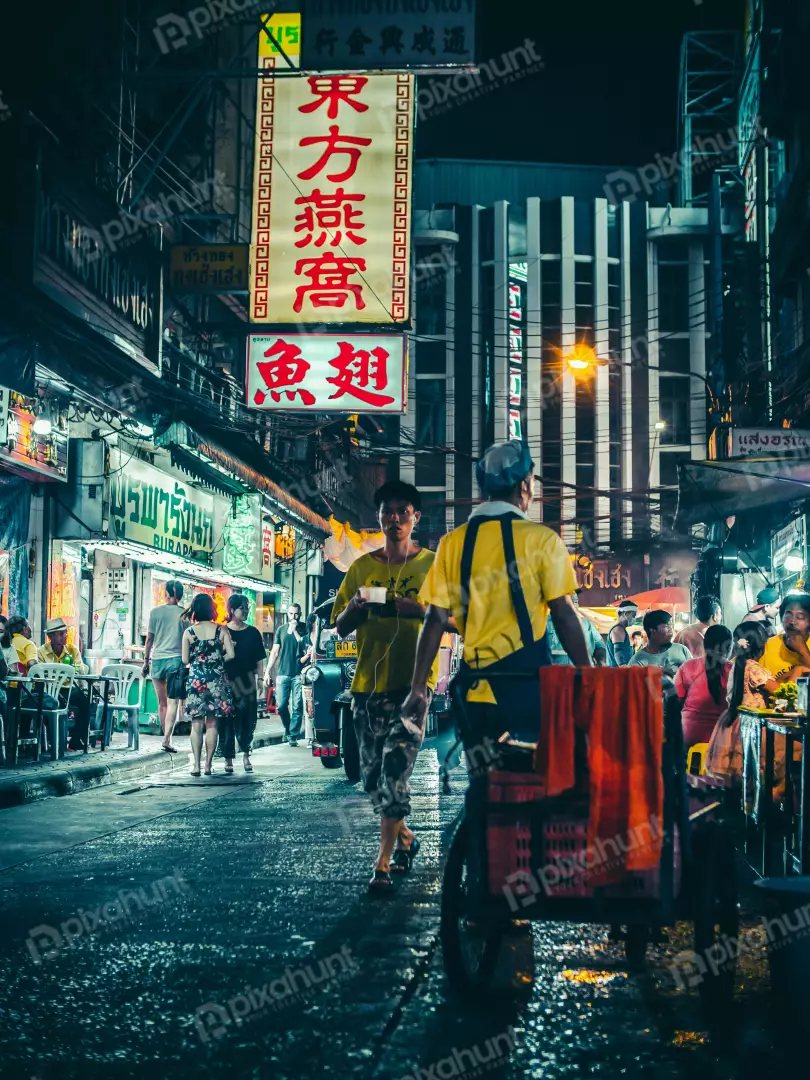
top-left (142, 581), bottom-right (187, 752)
top-left (224, 594), bottom-right (266, 773)
top-left (266, 603), bottom-right (307, 746)
top-left (181, 594), bottom-right (235, 777)
top-left (333, 480), bottom-right (439, 894)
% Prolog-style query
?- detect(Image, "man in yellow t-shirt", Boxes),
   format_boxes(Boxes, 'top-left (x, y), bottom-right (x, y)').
top-left (761, 593), bottom-right (810, 682)
top-left (332, 480), bottom-right (438, 893)
top-left (7, 615), bottom-right (38, 673)
top-left (403, 440), bottom-right (591, 736)
top-left (38, 617), bottom-right (91, 751)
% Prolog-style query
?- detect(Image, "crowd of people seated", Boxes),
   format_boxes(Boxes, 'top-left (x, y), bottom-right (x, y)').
top-left (0, 615), bottom-right (92, 751)
top-left (605, 590), bottom-right (810, 786)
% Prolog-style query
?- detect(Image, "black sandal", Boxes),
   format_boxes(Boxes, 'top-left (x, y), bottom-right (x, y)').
top-left (368, 869), bottom-right (395, 894)
top-left (391, 837), bottom-right (421, 874)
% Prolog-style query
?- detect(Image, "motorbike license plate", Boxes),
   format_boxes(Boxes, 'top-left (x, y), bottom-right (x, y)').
top-left (335, 640), bottom-right (357, 658)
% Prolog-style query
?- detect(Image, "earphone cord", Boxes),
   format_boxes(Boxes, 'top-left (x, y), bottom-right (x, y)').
top-left (371, 550), bottom-right (409, 701)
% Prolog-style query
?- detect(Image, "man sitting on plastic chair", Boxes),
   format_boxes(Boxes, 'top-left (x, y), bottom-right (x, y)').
top-left (38, 618), bottom-right (91, 751)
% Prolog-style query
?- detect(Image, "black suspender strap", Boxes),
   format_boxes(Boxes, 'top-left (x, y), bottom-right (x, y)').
top-left (459, 516), bottom-right (486, 629)
top-left (499, 515), bottom-right (535, 650)
top-left (458, 512), bottom-right (535, 652)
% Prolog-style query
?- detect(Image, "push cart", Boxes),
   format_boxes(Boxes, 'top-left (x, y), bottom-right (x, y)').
top-left (440, 671), bottom-right (739, 1010)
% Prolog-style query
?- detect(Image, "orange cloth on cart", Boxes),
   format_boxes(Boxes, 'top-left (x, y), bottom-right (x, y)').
top-left (534, 666), bottom-right (578, 796)
top-left (579, 667), bottom-right (664, 884)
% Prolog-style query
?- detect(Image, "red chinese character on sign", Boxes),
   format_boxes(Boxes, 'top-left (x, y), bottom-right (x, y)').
top-left (299, 76), bottom-right (369, 119)
top-left (326, 341), bottom-right (395, 407)
top-left (298, 126), bottom-right (371, 183)
top-left (253, 339), bottom-right (317, 406)
top-left (293, 255), bottom-right (367, 312)
top-left (294, 188), bottom-right (366, 248)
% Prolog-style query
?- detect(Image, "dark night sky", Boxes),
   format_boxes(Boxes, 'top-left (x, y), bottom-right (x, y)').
top-left (415, 0), bottom-right (746, 168)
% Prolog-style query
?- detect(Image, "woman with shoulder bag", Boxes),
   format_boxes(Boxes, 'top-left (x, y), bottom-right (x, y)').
top-left (182, 594), bottom-right (235, 777)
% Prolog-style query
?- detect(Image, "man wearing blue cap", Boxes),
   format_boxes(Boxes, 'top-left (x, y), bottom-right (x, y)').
top-left (744, 586), bottom-right (781, 637)
top-left (403, 440), bottom-right (591, 735)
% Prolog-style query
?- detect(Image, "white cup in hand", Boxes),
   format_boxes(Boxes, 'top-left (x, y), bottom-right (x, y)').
top-left (359, 586), bottom-right (387, 604)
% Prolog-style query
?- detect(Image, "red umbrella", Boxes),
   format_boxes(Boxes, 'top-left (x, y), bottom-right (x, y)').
top-left (608, 587), bottom-right (691, 611)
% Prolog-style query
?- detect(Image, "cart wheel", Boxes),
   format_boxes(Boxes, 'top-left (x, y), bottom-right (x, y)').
top-left (321, 755), bottom-right (342, 769)
top-left (441, 817), bottom-right (531, 1000)
top-left (693, 822), bottom-right (739, 1013)
top-left (624, 926), bottom-right (649, 971)
top-left (341, 707), bottom-right (360, 784)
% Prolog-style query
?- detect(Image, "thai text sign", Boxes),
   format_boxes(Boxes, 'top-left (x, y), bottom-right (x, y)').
top-left (169, 245), bottom-right (249, 292)
top-left (301, 0), bottom-right (476, 69)
top-left (110, 454), bottom-right (215, 564)
top-left (574, 560), bottom-right (633, 594)
top-left (246, 333), bottom-right (407, 413)
top-left (731, 428), bottom-right (810, 457)
top-left (250, 70), bottom-right (413, 324)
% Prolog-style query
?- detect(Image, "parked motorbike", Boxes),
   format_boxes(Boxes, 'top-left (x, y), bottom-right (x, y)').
top-left (302, 598), bottom-right (457, 782)
top-left (302, 597), bottom-right (360, 782)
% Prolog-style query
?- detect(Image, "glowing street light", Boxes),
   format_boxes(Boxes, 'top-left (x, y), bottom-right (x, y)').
top-left (564, 344), bottom-right (599, 372)
top-left (654, 420), bottom-right (667, 431)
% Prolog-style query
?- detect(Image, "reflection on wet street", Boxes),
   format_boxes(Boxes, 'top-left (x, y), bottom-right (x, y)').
top-left (0, 741), bottom-right (782, 1079)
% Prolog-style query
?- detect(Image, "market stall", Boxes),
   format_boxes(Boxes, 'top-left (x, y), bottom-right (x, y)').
top-left (49, 445), bottom-right (287, 733)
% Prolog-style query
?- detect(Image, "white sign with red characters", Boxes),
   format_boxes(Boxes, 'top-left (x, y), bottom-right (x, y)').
top-left (250, 68), bottom-right (414, 325)
top-left (246, 333), bottom-right (407, 413)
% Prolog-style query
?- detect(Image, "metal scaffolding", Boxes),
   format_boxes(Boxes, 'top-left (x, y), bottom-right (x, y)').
top-left (677, 32), bottom-right (743, 207)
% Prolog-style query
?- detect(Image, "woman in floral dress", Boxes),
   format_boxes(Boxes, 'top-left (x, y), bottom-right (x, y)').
top-left (181, 594), bottom-right (235, 776)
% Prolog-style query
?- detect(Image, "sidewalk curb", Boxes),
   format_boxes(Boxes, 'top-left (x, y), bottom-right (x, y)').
top-left (0, 729), bottom-right (285, 810)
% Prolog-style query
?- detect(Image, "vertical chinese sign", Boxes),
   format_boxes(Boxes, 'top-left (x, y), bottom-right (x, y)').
top-left (250, 66), bottom-right (414, 325)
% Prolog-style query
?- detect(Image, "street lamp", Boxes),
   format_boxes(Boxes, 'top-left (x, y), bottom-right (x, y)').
top-left (564, 344), bottom-right (598, 371)
top-left (648, 419), bottom-right (667, 487)
top-left (563, 349), bottom-right (722, 415)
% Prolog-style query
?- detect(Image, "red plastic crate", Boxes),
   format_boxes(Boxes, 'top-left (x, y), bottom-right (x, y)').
top-left (485, 771), bottom-right (546, 898)
top-left (541, 818), bottom-right (594, 897)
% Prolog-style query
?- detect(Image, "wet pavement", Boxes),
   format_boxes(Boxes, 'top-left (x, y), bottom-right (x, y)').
top-left (0, 739), bottom-right (790, 1080)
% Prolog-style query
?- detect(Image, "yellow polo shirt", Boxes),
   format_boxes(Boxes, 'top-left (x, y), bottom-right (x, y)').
top-left (419, 510), bottom-right (577, 701)
top-left (12, 634), bottom-right (38, 669)
top-left (38, 641), bottom-right (88, 674)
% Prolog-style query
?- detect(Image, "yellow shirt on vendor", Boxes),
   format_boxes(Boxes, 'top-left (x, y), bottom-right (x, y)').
top-left (331, 549), bottom-right (438, 694)
top-left (418, 505), bottom-right (578, 702)
top-left (38, 641), bottom-right (88, 673)
top-left (761, 633), bottom-right (810, 682)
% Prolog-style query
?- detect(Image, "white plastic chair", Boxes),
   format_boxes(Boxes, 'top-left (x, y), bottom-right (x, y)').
top-left (97, 665), bottom-right (143, 750)
top-left (26, 663), bottom-right (76, 761)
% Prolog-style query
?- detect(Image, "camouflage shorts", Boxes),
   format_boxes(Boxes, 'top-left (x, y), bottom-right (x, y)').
top-left (351, 690), bottom-right (429, 820)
